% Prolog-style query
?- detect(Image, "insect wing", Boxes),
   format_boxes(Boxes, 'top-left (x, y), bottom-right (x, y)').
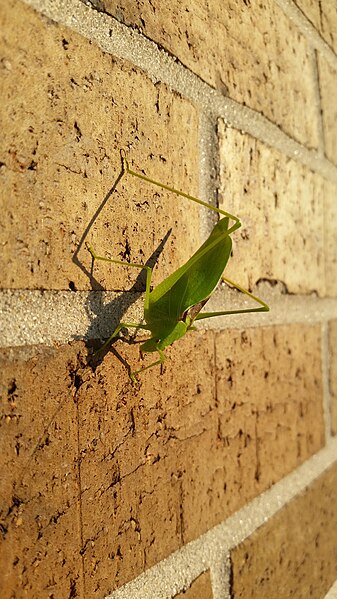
top-left (146, 218), bottom-right (232, 325)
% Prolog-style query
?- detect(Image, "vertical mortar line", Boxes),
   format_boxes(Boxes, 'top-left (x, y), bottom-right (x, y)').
top-left (198, 111), bottom-right (220, 241)
top-left (75, 391), bottom-right (86, 596)
top-left (274, 0), bottom-right (337, 70)
top-left (210, 552), bottom-right (232, 599)
top-left (198, 105), bottom-right (229, 599)
top-left (310, 46), bottom-right (326, 158)
top-left (321, 321), bottom-right (332, 442)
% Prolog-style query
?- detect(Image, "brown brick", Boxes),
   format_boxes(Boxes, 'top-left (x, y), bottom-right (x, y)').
top-left (77, 331), bottom-right (216, 595)
top-left (94, 0), bottom-right (319, 146)
top-left (174, 571), bottom-right (213, 598)
top-left (214, 325), bottom-right (325, 515)
top-left (230, 463), bottom-right (337, 598)
top-left (0, 324), bottom-right (325, 597)
top-left (329, 320), bottom-right (337, 435)
top-left (218, 124), bottom-right (328, 296)
top-left (0, 0), bottom-right (199, 291)
top-left (318, 56), bottom-right (337, 167)
top-left (78, 325), bottom-right (324, 595)
top-left (0, 345), bottom-right (85, 599)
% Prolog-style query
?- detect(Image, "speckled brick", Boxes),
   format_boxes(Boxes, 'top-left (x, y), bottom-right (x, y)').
top-left (218, 124), bottom-right (330, 296)
top-left (325, 181), bottom-right (337, 298)
top-left (213, 325), bottom-right (325, 520)
top-left (230, 463), bottom-right (337, 598)
top-left (174, 571), bottom-right (213, 598)
top-left (78, 324), bottom-right (324, 594)
top-left (0, 323), bottom-right (326, 597)
top-left (319, 0), bottom-right (337, 54)
top-left (329, 320), bottom-right (337, 435)
top-left (0, 0), bottom-right (199, 291)
top-left (76, 331), bottom-right (216, 596)
top-left (294, 1), bottom-right (337, 57)
top-left (0, 344), bottom-right (85, 599)
top-left (318, 56), bottom-right (337, 167)
top-left (90, 0), bottom-right (319, 147)
top-left (294, 0), bottom-right (322, 29)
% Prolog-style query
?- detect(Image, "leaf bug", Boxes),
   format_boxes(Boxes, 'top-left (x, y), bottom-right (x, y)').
top-left (87, 151), bottom-right (269, 381)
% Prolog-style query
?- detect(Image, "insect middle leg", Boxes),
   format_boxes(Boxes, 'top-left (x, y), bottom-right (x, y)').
top-left (86, 243), bottom-right (153, 310)
top-left (86, 243), bottom-right (153, 356)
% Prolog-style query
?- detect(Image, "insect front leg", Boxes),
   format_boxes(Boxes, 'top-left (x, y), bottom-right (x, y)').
top-left (93, 321), bottom-right (151, 356)
top-left (86, 244), bottom-right (154, 371)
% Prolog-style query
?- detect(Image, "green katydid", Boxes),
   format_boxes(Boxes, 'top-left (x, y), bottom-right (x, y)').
top-left (87, 151), bottom-right (269, 381)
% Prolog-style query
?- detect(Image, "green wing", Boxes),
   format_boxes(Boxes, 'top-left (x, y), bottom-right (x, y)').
top-left (146, 218), bottom-right (232, 329)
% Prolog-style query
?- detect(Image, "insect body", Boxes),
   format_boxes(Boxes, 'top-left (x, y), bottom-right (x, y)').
top-left (88, 152), bottom-right (269, 381)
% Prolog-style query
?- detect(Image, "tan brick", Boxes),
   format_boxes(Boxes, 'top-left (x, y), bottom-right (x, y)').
top-left (95, 0), bottom-right (319, 146)
top-left (77, 331), bottom-right (216, 595)
top-left (294, 0), bottom-right (321, 29)
top-left (295, 0), bottom-right (337, 56)
top-left (319, 0), bottom-right (337, 55)
top-left (0, 0), bottom-right (199, 291)
top-left (318, 56), bottom-right (337, 166)
top-left (325, 181), bottom-right (337, 298)
top-left (218, 124), bottom-right (328, 296)
top-left (230, 463), bottom-right (337, 598)
top-left (174, 571), bottom-right (213, 598)
top-left (0, 324), bottom-right (325, 596)
top-left (329, 320), bottom-right (337, 435)
top-left (78, 325), bottom-right (324, 594)
top-left (0, 345), bottom-right (85, 599)
top-left (212, 324), bottom-right (325, 516)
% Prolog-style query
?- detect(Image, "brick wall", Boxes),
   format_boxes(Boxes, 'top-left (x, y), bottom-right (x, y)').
top-left (1, 0), bottom-right (337, 597)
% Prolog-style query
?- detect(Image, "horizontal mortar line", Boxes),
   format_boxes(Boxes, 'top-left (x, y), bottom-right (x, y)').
top-left (275, 0), bottom-right (337, 70)
top-left (25, 0), bottom-right (337, 184)
top-left (106, 439), bottom-right (337, 599)
top-left (1, 289), bottom-right (337, 348)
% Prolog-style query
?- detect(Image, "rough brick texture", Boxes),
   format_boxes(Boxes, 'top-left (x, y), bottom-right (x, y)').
top-left (325, 180), bottom-right (337, 298)
top-left (0, 345), bottom-right (84, 599)
top-left (295, 0), bottom-right (337, 55)
top-left (230, 463), bottom-right (337, 598)
top-left (218, 123), bottom-right (334, 297)
top-left (329, 320), bottom-right (337, 435)
top-left (1, 0), bottom-right (337, 598)
top-left (318, 56), bottom-right (337, 166)
top-left (0, 323), bottom-right (324, 597)
top-left (0, 0), bottom-right (199, 291)
top-left (89, 0), bottom-right (319, 147)
top-left (294, 0), bottom-right (321, 29)
top-left (174, 571), bottom-right (213, 598)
